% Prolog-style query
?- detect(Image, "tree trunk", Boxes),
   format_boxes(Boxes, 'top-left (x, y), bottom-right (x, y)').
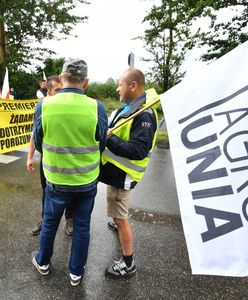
top-left (0, 10), bottom-right (7, 81)
top-left (164, 0), bottom-right (173, 93)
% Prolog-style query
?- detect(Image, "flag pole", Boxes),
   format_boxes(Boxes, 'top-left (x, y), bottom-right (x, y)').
top-left (107, 97), bottom-right (160, 135)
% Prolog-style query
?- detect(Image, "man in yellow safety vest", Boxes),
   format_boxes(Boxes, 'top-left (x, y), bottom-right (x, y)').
top-left (99, 68), bottom-right (158, 279)
top-left (31, 59), bottom-right (108, 286)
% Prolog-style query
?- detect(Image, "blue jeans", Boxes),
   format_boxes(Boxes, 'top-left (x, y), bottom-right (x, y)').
top-left (35, 184), bottom-right (97, 276)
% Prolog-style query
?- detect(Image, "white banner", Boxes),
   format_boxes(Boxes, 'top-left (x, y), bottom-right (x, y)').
top-left (161, 41), bottom-right (248, 276)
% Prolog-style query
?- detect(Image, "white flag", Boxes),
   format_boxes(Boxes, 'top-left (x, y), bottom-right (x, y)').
top-left (43, 71), bottom-right (47, 81)
top-left (161, 41), bottom-right (248, 277)
top-left (1, 67), bottom-right (10, 100)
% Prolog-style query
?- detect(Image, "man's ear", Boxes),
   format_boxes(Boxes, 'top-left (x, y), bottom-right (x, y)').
top-left (130, 80), bottom-right (137, 92)
top-left (82, 78), bottom-right (89, 90)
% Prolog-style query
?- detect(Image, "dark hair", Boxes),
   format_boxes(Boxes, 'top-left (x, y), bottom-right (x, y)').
top-left (125, 68), bottom-right (145, 88)
top-left (39, 79), bottom-right (46, 84)
top-left (47, 75), bottom-right (60, 91)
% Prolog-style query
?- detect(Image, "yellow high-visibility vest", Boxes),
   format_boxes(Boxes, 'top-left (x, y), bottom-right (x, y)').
top-left (42, 92), bottom-right (100, 186)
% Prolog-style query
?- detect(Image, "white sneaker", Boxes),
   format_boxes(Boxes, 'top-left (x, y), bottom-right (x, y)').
top-left (31, 251), bottom-right (50, 275)
top-left (70, 273), bottom-right (82, 286)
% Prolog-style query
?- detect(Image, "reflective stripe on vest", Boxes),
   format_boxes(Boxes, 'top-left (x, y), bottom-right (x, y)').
top-left (43, 161), bottom-right (100, 175)
top-left (103, 149), bottom-right (148, 173)
top-left (42, 142), bottom-right (99, 154)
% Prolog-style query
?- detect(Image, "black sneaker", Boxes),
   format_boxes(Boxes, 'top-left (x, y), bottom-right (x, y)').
top-left (31, 251), bottom-right (50, 275)
top-left (105, 258), bottom-right (136, 279)
top-left (65, 218), bottom-right (73, 236)
top-left (69, 273), bottom-right (82, 286)
top-left (107, 221), bottom-right (118, 232)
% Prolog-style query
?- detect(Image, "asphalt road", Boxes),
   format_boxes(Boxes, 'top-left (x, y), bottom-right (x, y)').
top-left (0, 148), bottom-right (247, 300)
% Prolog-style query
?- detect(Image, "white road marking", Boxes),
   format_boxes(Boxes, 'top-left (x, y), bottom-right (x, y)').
top-left (0, 147), bottom-right (29, 164)
top-left (0, 154), bottom-right (21, 164)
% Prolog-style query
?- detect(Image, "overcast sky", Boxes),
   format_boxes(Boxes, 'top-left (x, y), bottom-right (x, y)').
top-left (45, 0), bottom-right (157, 82)
top-left (44, 0), bottom-right (209, 83)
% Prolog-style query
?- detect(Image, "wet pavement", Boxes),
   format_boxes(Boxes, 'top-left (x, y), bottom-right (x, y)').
top-left (0, 149), bottom-right (248, 299)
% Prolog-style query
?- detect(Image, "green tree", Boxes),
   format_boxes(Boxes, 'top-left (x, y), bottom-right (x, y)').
top-left (0, 0), bottom-right (88, 81)
top-left (9, 57), bottom-right (65, 99)
top-left (36, 57), bottom-right (65, 79)
top-left (10, 70), bottom-right (39, 100)
top-left (141, 0), bottom-right (199, 93)
top-left (195, 0), bottom-right (248, 61)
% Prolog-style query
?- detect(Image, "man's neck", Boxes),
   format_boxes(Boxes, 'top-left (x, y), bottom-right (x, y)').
top-left (127, 92), bottom-right (145, 105)
top-left (62, 83), bottom-right (83, 90)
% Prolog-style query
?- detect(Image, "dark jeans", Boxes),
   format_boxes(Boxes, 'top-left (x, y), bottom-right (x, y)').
top-left (39, 160), bottom-right (72, 219)
top-left (36, 184), bottom-right (97, 276)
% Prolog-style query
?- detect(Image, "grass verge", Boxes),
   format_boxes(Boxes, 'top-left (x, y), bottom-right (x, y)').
top-left (156, 130), bottom-right (169, 149)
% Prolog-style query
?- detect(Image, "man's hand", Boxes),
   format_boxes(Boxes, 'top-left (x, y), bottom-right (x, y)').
top-left (27, 136), bottom-right (36, 173)
top-left (27, 157), bottom-right (35, 173)
top-left (107, 129), bottom-right (112, 136)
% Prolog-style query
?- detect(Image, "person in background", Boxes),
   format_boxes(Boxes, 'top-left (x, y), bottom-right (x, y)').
top-left (10, 87), bottom-right (17, 99)
top-left (36, 79), bottom-right (47, 98)
top-left (31, 59), bottom-right (108, 286)
top-left (99, 68), bottom-right (158, 279)
top-left (27, 76), bottom-right (74, 236)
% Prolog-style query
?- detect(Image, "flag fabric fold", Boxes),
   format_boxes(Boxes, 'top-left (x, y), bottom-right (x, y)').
top-left (1, 68), bottom-right (10, 100)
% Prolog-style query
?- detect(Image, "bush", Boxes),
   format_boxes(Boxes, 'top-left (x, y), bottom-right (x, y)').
top-left (100, 97), bottom-right (123, 116)
top-left (156, 104), bottom-right (164, 120)
top-left (87, 79), bottom-right (119, 100)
